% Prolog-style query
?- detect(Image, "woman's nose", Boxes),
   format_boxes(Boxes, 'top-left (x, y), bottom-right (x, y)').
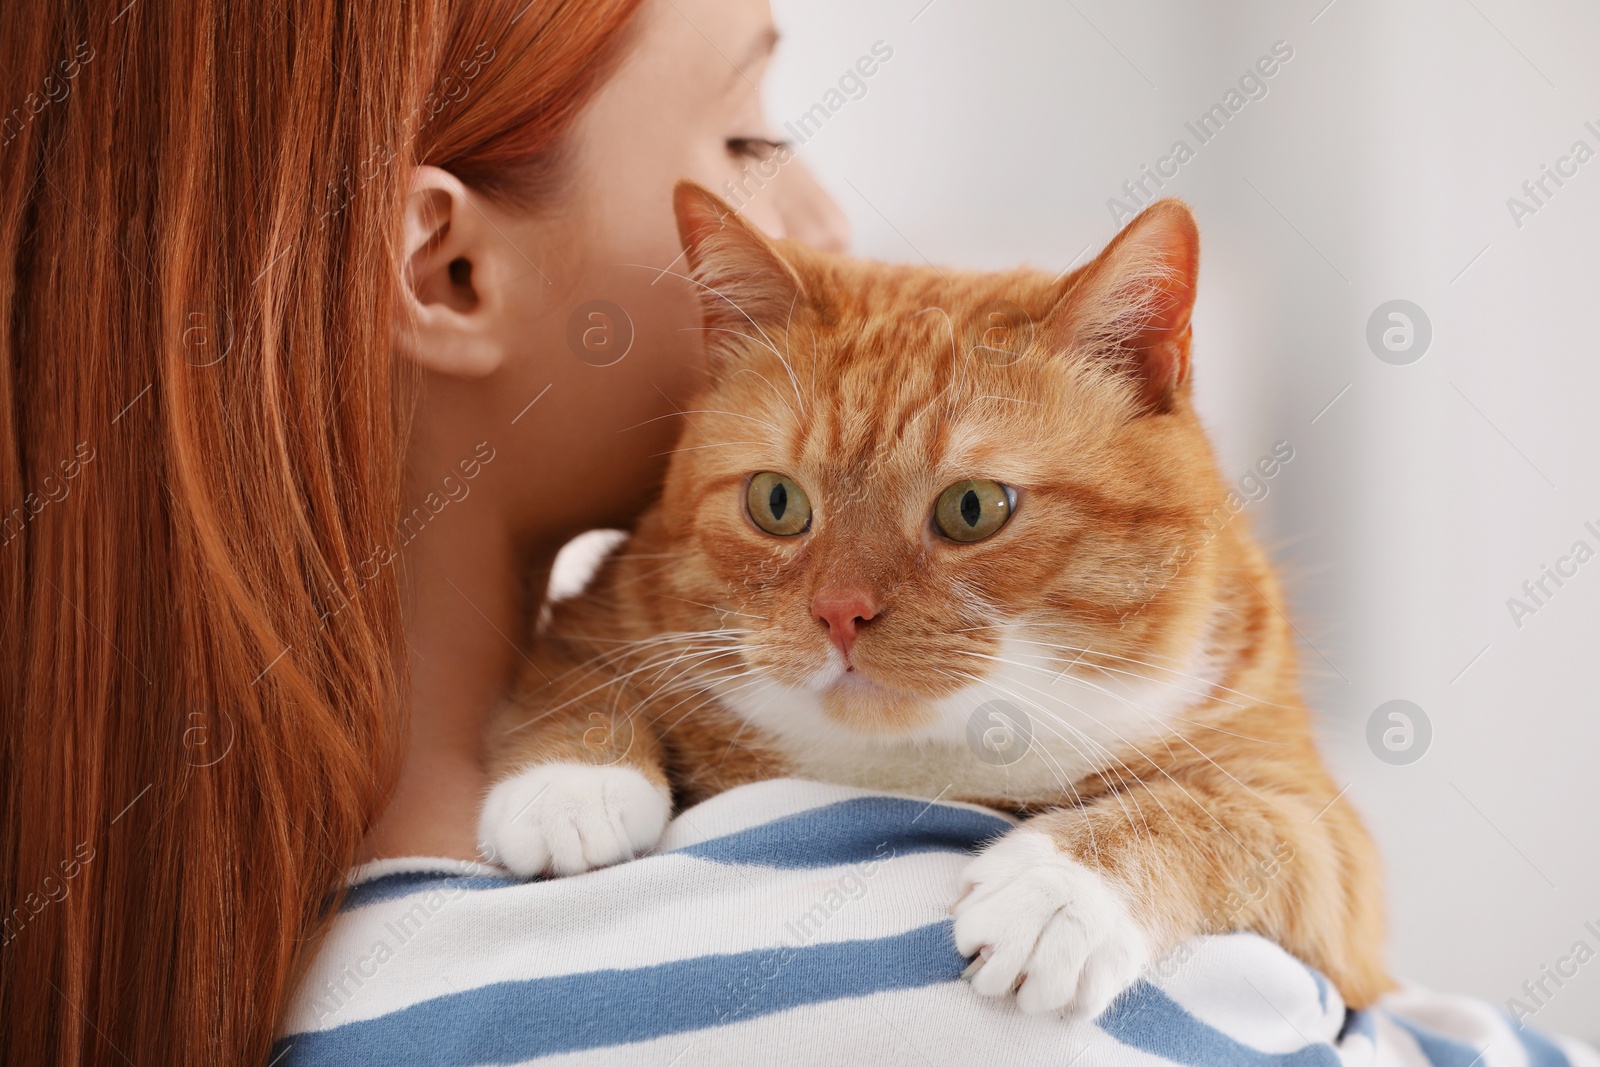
top-left (775, 158), bottom-right (852, 254)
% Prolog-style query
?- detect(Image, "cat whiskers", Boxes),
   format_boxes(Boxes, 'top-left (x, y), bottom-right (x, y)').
top-left (649, 664), bottom-right (775, 741)
top-left (928, 665), bottom-right (1087, 803)
top-left (645, 665), bottom-right (760, 730)
top-left (568, 627), bottom-right (752, 660)
top-left (675, 296), bottom-right (806, 421)
top-left (622, 260), bottom-right (795, 387)
top-left (620, 407), bottom-right (783, 435)
top-left (606, 559), bottom-right (690, 592)
top-left (958, 668), bottom-right (1228, 880)
top-left (950, 622), bottom-right (1286, 717)
top-left (951, 648), bottom-right (1262, 866)
top-left (621, 655), bottom-right (772, 741)
top-left (957, 642), bottom-right (1262, 789)
top-left (655, 595), bottom-right (768, 622)
top-left (931, 664), bottom-right (1119, 862)
top-left (654, 440), bottom-right (766, 457)
top-left (502, 632), bottom-right (754, 732)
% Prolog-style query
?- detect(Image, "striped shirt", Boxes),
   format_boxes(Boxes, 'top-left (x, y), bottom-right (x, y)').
top-left (276, 779), bottom-right (1598, 1066)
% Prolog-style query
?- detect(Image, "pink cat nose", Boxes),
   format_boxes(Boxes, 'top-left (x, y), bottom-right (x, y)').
top-left (811, 590), bottom-right (879, 660)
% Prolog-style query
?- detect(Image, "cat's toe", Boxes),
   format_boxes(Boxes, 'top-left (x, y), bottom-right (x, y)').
top-left (477, 762), bottom-right (670, 878)
top-left (952, 829), bottom-right (1149, 1019)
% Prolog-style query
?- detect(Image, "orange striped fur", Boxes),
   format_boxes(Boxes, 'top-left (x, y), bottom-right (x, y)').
top-left (485, 183), bottom-right (1392, 1010)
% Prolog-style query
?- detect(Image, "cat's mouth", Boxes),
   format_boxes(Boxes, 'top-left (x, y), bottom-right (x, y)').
top-left (813, 648), bottom-right (889, 691)
top-left (809, 642), bottom-right (949, 702)
top-left (813, 663), bottom-right (940, 735)
top-left (829, 668), bottom-right (885, 692)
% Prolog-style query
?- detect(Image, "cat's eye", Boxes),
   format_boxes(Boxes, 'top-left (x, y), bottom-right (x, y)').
top-left (746, 472), bottom-right (812, 536)
top-left (934, 479), bottom-right (1015, 543)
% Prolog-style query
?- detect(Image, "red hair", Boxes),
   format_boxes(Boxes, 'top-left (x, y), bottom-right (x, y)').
top-left (0, 0), bottom-right (641, 1062)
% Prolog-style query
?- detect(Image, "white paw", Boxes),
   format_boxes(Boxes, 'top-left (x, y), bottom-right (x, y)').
top-left (952, 830), bottom-right (1149, 1019)
top-left (477, 762), bottom-right (670, 878)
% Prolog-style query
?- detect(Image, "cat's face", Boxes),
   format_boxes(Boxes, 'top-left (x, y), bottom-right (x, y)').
top-left (643, 185), bottom-right (1232, 750)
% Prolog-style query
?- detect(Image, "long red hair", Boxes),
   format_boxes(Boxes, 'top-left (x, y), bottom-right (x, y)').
top-left (0, 1), bottom-right (641, 1062)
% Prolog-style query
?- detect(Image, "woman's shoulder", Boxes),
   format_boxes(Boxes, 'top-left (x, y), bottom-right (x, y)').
top-left (274, 780), bottom-right (1597, 1067)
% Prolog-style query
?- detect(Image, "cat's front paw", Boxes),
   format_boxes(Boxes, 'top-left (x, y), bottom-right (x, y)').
top-left (478, 762), bottom-right (670, 878)
top-left (953, 829), bottom-right (1149, 1019)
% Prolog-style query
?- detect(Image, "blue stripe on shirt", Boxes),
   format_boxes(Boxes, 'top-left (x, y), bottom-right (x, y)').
top-left (1098, 981), bottom-right (1341, 1065)
top-left (336, 797), bottom-right (1008, 914)
top-left (341, 872), bottom-right (519, 912)
top-left (273, 919), bottom-right (966, 1066)
top-left (675, 796), bottom-right (1012, 869)
top-left (1509, 1013), bottom-right (1575, 1067)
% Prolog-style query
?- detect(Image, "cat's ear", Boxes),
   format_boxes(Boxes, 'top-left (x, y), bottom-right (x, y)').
top-left (673, 181), bottom-right (804, 347)
top-left (1048, 199), bottom-right (1199, 414)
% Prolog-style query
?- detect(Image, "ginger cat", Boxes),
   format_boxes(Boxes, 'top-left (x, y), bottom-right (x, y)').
top-left (478, 182), bottom-right (1391, 1020)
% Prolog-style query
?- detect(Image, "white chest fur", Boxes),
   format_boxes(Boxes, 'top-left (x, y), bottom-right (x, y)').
top-left (712, 628), bottom-right (1222, 804)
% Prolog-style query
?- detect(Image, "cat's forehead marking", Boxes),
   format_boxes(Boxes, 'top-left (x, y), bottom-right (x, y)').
top-left (736, 311), bottom-right (1059, 494)
top-left (799, 338), bottom-right (956, 475)
top-left (715, 259), bottom-right (1124, 492)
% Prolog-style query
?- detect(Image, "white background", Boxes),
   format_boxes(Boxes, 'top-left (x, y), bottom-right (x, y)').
top-left (760, 0), bottom-right (1600, 1040)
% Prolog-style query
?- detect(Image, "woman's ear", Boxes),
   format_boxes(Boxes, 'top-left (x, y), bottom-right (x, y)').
top-left (394, 165), bottom-right (517, 378)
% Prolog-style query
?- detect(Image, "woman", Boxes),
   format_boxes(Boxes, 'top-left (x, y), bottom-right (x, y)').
top-left (2, 0), bottom-right (834, 1060)
top-left (3, 1), bottom-right (1595, 1064)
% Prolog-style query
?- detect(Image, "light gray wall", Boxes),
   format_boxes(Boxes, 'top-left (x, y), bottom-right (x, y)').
top-left (767, 0), bottom-right (1600, 1039)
